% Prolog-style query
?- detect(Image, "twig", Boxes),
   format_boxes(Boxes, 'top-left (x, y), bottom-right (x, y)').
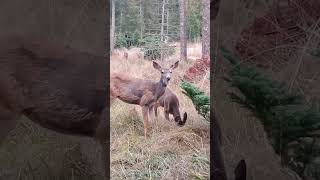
top-left (289, 17), bottom-right (320, 92)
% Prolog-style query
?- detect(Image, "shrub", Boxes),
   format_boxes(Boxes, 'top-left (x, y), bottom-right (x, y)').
top-left (180, 81), bottom-right (210, 121)
top-left (115, 31), bottom-right (141, 48)
top-left (141, 34), bottom-right (175, 60)
top-left (115, 33), bottom-right (128, 48)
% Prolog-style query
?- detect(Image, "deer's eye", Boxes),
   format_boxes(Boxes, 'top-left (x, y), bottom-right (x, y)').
top-left (169, 70), bottom-right (172, 73)
top-left (161, 70), bottom-right (164, 73)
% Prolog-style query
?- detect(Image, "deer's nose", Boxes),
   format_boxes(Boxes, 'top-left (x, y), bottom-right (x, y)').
top-left (166, 76), bottom-right (171, 81)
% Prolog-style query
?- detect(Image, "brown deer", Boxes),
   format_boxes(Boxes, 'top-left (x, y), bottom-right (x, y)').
top-left (154, 88), bottom-right (187, 126)
top-left (0, 34), bottom-right (108, 179)
top-left (110, 60), bottom-right (180, 138)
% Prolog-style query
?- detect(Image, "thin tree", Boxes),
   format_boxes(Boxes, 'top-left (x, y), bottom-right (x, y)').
top-left (179, 0), bottom-right (187, 61)
top-left (166, 2), bottom-right (169, 42)
top-left (139, 0), bottom-right (144, 39)
top-left (160, 0), bottom-right (166, 60)
top-left (160, 0), bottom-right (166, 42)
top-left (201, 0), bottom-right (210, 60)
top-left (110, 0), bottom-right (115, 52)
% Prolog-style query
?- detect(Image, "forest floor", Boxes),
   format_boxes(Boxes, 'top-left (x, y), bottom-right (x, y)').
top-left (110, 43), bottom-right (211, 179)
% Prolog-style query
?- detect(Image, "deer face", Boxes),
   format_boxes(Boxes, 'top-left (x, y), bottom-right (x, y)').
top-left (153, 60), bottom-right (179, 86)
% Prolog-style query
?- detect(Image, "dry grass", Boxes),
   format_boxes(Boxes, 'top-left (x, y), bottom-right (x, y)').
top-left (110, 44), bottom-right (210, 179)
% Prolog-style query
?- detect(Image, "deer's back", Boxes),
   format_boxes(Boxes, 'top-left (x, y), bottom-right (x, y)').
top-left (110, 73), bottom-right (158, 105)
top-left (0, 34), bottom-right (108, 136)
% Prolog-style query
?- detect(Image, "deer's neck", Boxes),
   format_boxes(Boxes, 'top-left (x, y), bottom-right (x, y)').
top-left (154, 80), bottom-right (167, 100)
top-left (172, 108), bottom-right (181, 119)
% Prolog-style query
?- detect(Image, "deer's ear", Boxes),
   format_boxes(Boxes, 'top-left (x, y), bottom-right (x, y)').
top-left (170, 61), bottom-right (179, 70)
top-left (153, 61), bottom-right (162, 71)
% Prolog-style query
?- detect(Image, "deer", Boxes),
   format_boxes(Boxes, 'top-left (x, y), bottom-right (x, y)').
top-left (0, 34), bottom-right (109, 179)
top-left (154, 88), bottom-right (187, 126)
top-left (110, 60), bottom-right (180, 138)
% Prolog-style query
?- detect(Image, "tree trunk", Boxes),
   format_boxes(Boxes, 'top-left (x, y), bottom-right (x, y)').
top-left (201, 0), bottom-right (210, 60)
top-left (179, 0), bottom-right (187, 61)
top-left (166, 3), bottom-right (169, 43)
top-left (160, 0), bottom-right (166, 61)
top-left (139, 0), bottom-right (144, 39)
top-left (110, 0), bottom-right (115, 52)
top-left (160, 0), bottom-right (166, 42)
top-left (120, 11), bottom-right (123, 33)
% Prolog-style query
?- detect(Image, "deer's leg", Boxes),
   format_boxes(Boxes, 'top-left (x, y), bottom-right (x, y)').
top-left (140, 92), bottom-right (154, 138)
top-left (148, 105), bottom-right (155, 122)
top-left (164, 100), bottom-right (170, 121)
top-left (142, 106), bottom-right (149, 138)
top-left (149, 104), bottom-right (160, 133)
top-left (154, 102), bottom-right (160, 117)
top-left (164, 104), bottom-right (170, 121)
top-left (164, 110), bottom-right (170, 121)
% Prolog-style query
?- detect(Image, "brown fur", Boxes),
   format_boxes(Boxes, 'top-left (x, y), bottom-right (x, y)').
top-left (0, 33), bottom-right (108, 179)
top-left (154, 88), bottom-right (187, 126)
top-left (110, 61), bottom-right (179, 138)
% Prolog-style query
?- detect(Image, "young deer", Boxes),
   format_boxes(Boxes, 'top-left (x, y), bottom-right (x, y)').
top-left (154, 88), bottom-right (187, 126)
top-left (110, 60), bottom-right (179, 138)
top-left (0, 34), bottom-right (108, 179)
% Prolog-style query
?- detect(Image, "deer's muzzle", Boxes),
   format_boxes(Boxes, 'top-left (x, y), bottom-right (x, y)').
top-left (176, 112), bottom-right (187, 126)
